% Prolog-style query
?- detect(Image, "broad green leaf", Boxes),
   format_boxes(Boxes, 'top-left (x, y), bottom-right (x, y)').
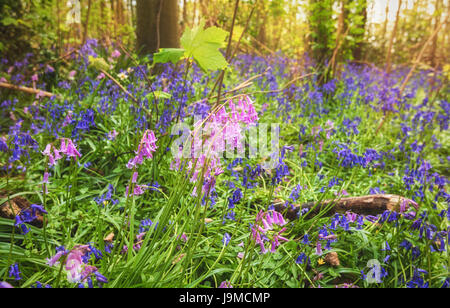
top-left (153, 48), bottom-right (185, 65)
top-left (180, 21), bottom-right (229, 72)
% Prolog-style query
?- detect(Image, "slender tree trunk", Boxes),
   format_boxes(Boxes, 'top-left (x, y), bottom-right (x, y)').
top-left (56, 0), bottom-right (61, 56)
top-left (192, 0), bottom-right (197, 26)
top-left (128, 0), bottom-right (135, 30)
top-left (385, 0), bottom-right (402, 74)
top-left (136, 0), bottom-right (180, 55)
top-left (256, 1), bottom-right (267, 47)
top-left (182, 0), bottom-right (188, 30)
top-left (352, 0), bottom-right (367, 60)
top-left (110, 0), bottom-right (117, 37)
top-left (380, 0), bottom-right (389, 55)
top-left (331, 0), bottom-right (345, 76)
top-left (430, 0), bottom-right (442, 67)
top-left (309, 0), bottom-right (334, 84)
top-left (82, 0), bottom-right (92, 45)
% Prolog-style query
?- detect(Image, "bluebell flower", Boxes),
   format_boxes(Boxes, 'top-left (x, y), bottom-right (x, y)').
top-left (8, 263), bottom-right (21, 281)
top-left (222, 233), bottom-right (231, 246)
top-left (228, 189), bottom-right (242, 209)
top-left (301, 234), bottom-right (310, 245)
top-left (296, 253), bottom-right (308, 265)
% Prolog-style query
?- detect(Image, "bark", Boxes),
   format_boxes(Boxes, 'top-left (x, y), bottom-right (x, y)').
top-left (129, 0), bottom-right (135, 28)
top-left (0, 195), bottom-right (43, 228)
top-left (192, 0), bottom-right (197, 26)
top-left (385, 0), bottom-right (402, 74)
top-left (82, 0), bottom-right (93, 45)
top-left (182, 0), bottom-right (188, 30)
top-left (110, 0), bottom-right (116, 37)
top-left (273, 194), bottom-right (418, 220)
top-left (308, 0), bottom-right (334, 84)
top-left (331, 0), bottom-right (346, 76)
top-left (352, 0), bottom-right (367, 60)
top-left (380, 0), bottom-right (389, 53)
top-left (430, 0), bottom-right (442, 67)
top-left (136, 0), bottom-right (180, 55)
top-left (0, 82), bottom-right (58, 98)
top-left (256, 1), bottom-right (267, 47)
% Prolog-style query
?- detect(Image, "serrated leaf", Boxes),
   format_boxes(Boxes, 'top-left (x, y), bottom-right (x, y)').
top-left (180, 21), bottom-right (229, 72)
top-left (153, 48), bottom-right (185, 65)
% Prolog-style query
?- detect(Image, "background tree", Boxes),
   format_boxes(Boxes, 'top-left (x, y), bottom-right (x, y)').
top-left (308, 0), bottom-right (335, 83)
top-left (136, 0), bottom-right (180, 55)
top-left (351, 0), bottom-right (367, 60)
top-left (385, 0), bottom-right (402, 74)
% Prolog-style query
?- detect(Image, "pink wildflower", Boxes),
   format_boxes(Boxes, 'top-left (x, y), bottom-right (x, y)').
top-left (219, 281), bottom-right (233, 288)
top-left (132, 171), bottom-right (138, 183)
top-left (125, 184), bottom-right (147, 197)
top-left (62, 111), bottom-right (73, 127)
top-left (68, 70), bottom-right (77, 79)
top-left (111, 49), bottom-right (121, 58)
top-left (0, 282), bottom-right (13, 288)
top-left (316, 241), bottom-right (323, 256)
top-left (107, 129), bottom-right (119, 141)
top-left (65, 250), bottom-right (84, 283)
top-left (60, 138), bottom-right (81, 159)
top-left (126, 130), bottom-right (157, 169)
top-left (252, 210), bottom-right (289, 254)
top-left (43, 172), bottom-right (50, 184)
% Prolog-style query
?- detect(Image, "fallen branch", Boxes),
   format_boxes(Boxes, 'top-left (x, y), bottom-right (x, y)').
top-left (188, 72), bottom-right (313, 109)
top-left (99, 69), bottom-right (152, 117)
top-left (187, 69), bottom-right (270, 108)
top-left (31, 49), bottom-right (79, 73)
top-left (273, 194), bottom-right (418, 220)
top-left (252, 72), bottom-right (315, 94)
top-left (0, 82), bottom-right (58, 98)
top-left (249, 35), bottom-right (276, 55)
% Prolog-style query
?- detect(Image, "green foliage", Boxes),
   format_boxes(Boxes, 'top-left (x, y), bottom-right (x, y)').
top-left (0, 0), bottom-right (56, 60)
top-left (307, 0), bottom-right (335, 64)
top-left (88, 56), bottom-right (110, 71)
top-left (153, 48), bottom-right (186, 65)
top-left (153, 21), bottom-right (229, 72)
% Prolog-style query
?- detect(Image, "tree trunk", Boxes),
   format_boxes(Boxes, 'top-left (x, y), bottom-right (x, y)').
top-left (182, 0), bottom-right (187, 30)
top-left (385, 0), bottom-right (402, 74)
top-left (256, 1), bottom-right (267, 47)
top-left (136, 0), bottom-right (180, 55)
top-left (380, 0), bottom-right (389, 55)
top-left (333, 0), bottom-right (347, 70)
top-left (352, 0), bottom-right (367, 60)
top-left (308, 0), bottom-right (334, 84)
top-left (192, 0), bottom-right (197, 26)
top-left (82, 0), bottom-right (93, 45)
top-left (430, 0), bottom-right (442, 67)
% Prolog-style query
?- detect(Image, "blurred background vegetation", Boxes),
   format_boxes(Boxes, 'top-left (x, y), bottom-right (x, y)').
top-left (0, 0), bottom-right (448, 74)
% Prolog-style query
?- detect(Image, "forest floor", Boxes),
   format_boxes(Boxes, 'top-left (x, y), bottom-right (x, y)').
top-left (0, 41), bottom-right (449, 288)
